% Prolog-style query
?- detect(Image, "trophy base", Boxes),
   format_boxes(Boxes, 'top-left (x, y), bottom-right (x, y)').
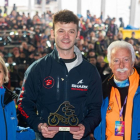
top-left (48, 126), bottom-right (80, 131)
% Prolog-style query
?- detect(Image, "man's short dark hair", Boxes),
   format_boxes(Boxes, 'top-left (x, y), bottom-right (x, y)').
top-left (53, 9), bottom-right (79, 31)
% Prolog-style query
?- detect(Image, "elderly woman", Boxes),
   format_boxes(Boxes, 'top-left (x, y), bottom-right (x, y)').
top-left (0, 56), bottom-right (18, 140)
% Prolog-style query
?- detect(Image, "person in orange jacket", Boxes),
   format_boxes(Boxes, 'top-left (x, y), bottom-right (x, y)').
top-left (94, 40), bottom-right (140, 140)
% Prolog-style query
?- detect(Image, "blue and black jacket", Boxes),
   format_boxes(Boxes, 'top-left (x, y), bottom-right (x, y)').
top-left (0, 86), bottom-right (18, 140)
top-left (18, 46), bottom-right (102, 140)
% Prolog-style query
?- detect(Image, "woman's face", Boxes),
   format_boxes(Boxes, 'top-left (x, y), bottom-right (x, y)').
top-left (0, 63), bottom-right (5, 87)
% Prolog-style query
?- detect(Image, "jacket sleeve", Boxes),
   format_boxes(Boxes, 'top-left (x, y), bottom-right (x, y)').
top-left (94, 123), bottom-right (102, 140)
top-left (18, 62), bottom-right (45, 132)
top-left (16, 126), bottom-right (36, 140)
top-left (81, 66), bottom-right (103, 137)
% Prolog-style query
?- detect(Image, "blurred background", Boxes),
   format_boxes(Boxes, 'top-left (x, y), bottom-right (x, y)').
top-left (0, 0), bottom-right (140, 92)
top-left (1, 0), bottom-right (140, 27)
top-left (1, 1), bottom-right (140, 137)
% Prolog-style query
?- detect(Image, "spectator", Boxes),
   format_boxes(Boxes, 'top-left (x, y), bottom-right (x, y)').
top-left (27, 13), bottom-right (33, 29)
top-left (0, 51), bottom-right (4, 58)
top-left (93, 18), bottom-right (105, 38)
top-left (21, 42), bottom-right (29, 56)
top-left (4, 6), bottom-right (7, 14)
top-left (0, 7), bottom-right (2, 14)
top-left (119, 17), bottom-right (124, 28)
top-left (131, 32), bottom-right (138, 45)
top-left (89, 56), bottom-right (97, 66)
top-left (90, 31), bottom-right (98, 44)
top-left (6, 56), bottom-right (20, 89)
top-left (95, 33), bottom-right (107, 55)
top-left (117, 32), bottom-right (123, 41)
top-left (12, 47), bottom-right (21, 65)
top-left (124, 37), bottom-right (130, 42)
top-left (136, 38), bottom-right (140, 47)
top-left (96, 55), bottom-right (104, 70)
top-left (13, 4), bottom-right (17, 11)
top-left (96, 55), bottom-right (110, 81)
top-left (107, 19), bottom-right (118, 36)
top-left (87, 49), bottom-right (96, 58)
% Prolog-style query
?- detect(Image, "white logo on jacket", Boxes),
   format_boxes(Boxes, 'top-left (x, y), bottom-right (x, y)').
top-left (77, 79), bottom-right (83, 84)
top-left (71, 79), bottom-right (88, 90)
top-left (11, 117), bottom-right (16, 120)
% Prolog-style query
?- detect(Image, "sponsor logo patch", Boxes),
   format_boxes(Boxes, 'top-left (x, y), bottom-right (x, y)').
top-left (71, 79), bottom-right (88, 91)
top-left (43, 76), bottom-right (55, 89)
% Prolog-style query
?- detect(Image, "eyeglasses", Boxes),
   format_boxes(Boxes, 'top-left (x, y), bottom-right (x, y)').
top-left (112, 57), bottom-right (131, 65)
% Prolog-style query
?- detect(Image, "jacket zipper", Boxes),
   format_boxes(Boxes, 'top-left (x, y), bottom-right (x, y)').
top-left (1, 95), bottom-right (8, 140)
top-left (64, 69), bottom-right (68, 140)
top-left (62, 59), bottom-right (68, 101)
top-left (65, 74), bottom-right (68, 100)
top-left (62, 61), bottom-right (69, 140)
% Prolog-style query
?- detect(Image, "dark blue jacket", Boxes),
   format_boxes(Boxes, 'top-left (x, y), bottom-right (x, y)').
top-left (18, 46), bottom-right (102, 140)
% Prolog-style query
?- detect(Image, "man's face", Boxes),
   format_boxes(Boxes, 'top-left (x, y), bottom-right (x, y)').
top-left (89, 58), bottom-right (96, 65)
top-left (89, 52), bottom-right (95, 57)
top-left (51, 22), bottom-right (79, 51)
top-left (117, 33), bottom-right (122, 39)
top-left (13, 50), bottom-right (19, 55)
top-left (132, 33), bottom-right (135, 38)
top-left (97, 56), bottom-right (104, 63)
top-left (109, 47), bottom-right (134, 81)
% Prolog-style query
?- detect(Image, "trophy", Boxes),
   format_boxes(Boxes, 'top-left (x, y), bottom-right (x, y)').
top-left (48, 101), bottom-right (80, 131)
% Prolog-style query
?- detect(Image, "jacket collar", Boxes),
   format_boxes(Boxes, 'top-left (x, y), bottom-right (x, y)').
top-left (4, 86), bottom-right (18, 105)
top-left (51, 45), bottom-right (83, 66)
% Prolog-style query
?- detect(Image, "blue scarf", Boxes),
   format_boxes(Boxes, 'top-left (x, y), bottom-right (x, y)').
top-left (114, 78), bottom-right (129, 87)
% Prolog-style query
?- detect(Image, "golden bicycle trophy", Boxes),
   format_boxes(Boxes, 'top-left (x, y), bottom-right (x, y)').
top-left (48, 101), bottom-right (79, 131)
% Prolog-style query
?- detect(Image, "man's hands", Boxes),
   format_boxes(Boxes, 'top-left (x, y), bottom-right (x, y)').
top-left (38, 123), bottom-right (58, 138)
top-left (38, 123), bottom-right (85, 139)
top-left (70, 124), bottom-right (85, 140)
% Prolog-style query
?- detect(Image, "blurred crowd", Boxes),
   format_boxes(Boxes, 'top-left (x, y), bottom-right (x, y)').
top-left (0, 5), bottom-right (140, 104)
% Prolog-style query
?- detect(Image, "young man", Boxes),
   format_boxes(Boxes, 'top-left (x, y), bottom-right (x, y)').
top-left (94, 41), bottom-right (140, 140)
top-left (18, 10), bottom-right (102, 140)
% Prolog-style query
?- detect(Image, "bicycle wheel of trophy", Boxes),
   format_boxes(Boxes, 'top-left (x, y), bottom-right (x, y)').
top-left (48, 114), bottom-right (59, 126)
top-left (68, 116), bottom-right (79, 126)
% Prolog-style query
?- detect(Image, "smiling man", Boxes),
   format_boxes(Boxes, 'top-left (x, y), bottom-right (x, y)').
top-left (94, 40), bottom-right (140, 140)
top-left (18, 10), bottom-right (102, 140)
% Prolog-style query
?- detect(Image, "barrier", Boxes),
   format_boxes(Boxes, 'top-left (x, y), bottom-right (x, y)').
top-left (119, 28), bottom-right (140, 39)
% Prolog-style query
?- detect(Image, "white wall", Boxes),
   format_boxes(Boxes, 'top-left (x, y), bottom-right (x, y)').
top-left (105, 0), bottom-right (131, 27)
top-left (8, 0), bottom-right (29, 7)
top-left (81, 0), bottom-right (101, 18)
top-left (134, 0), bottom-right (140, 28)
top-left (61, 0), bottom-right (77, 14)
top-left (0, 0), bottom-right (5, 6)
top-left (57, 0), bottom-right (102, 19)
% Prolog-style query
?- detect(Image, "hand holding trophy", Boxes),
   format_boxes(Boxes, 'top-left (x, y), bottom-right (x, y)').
top-left (38, 101), bottom-right (81, 139)
top-left (38, 123), bottom-right (59, 139)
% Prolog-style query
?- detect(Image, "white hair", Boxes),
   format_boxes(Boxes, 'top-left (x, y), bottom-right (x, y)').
top-left (107, 40), bottom-right (136, 63)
